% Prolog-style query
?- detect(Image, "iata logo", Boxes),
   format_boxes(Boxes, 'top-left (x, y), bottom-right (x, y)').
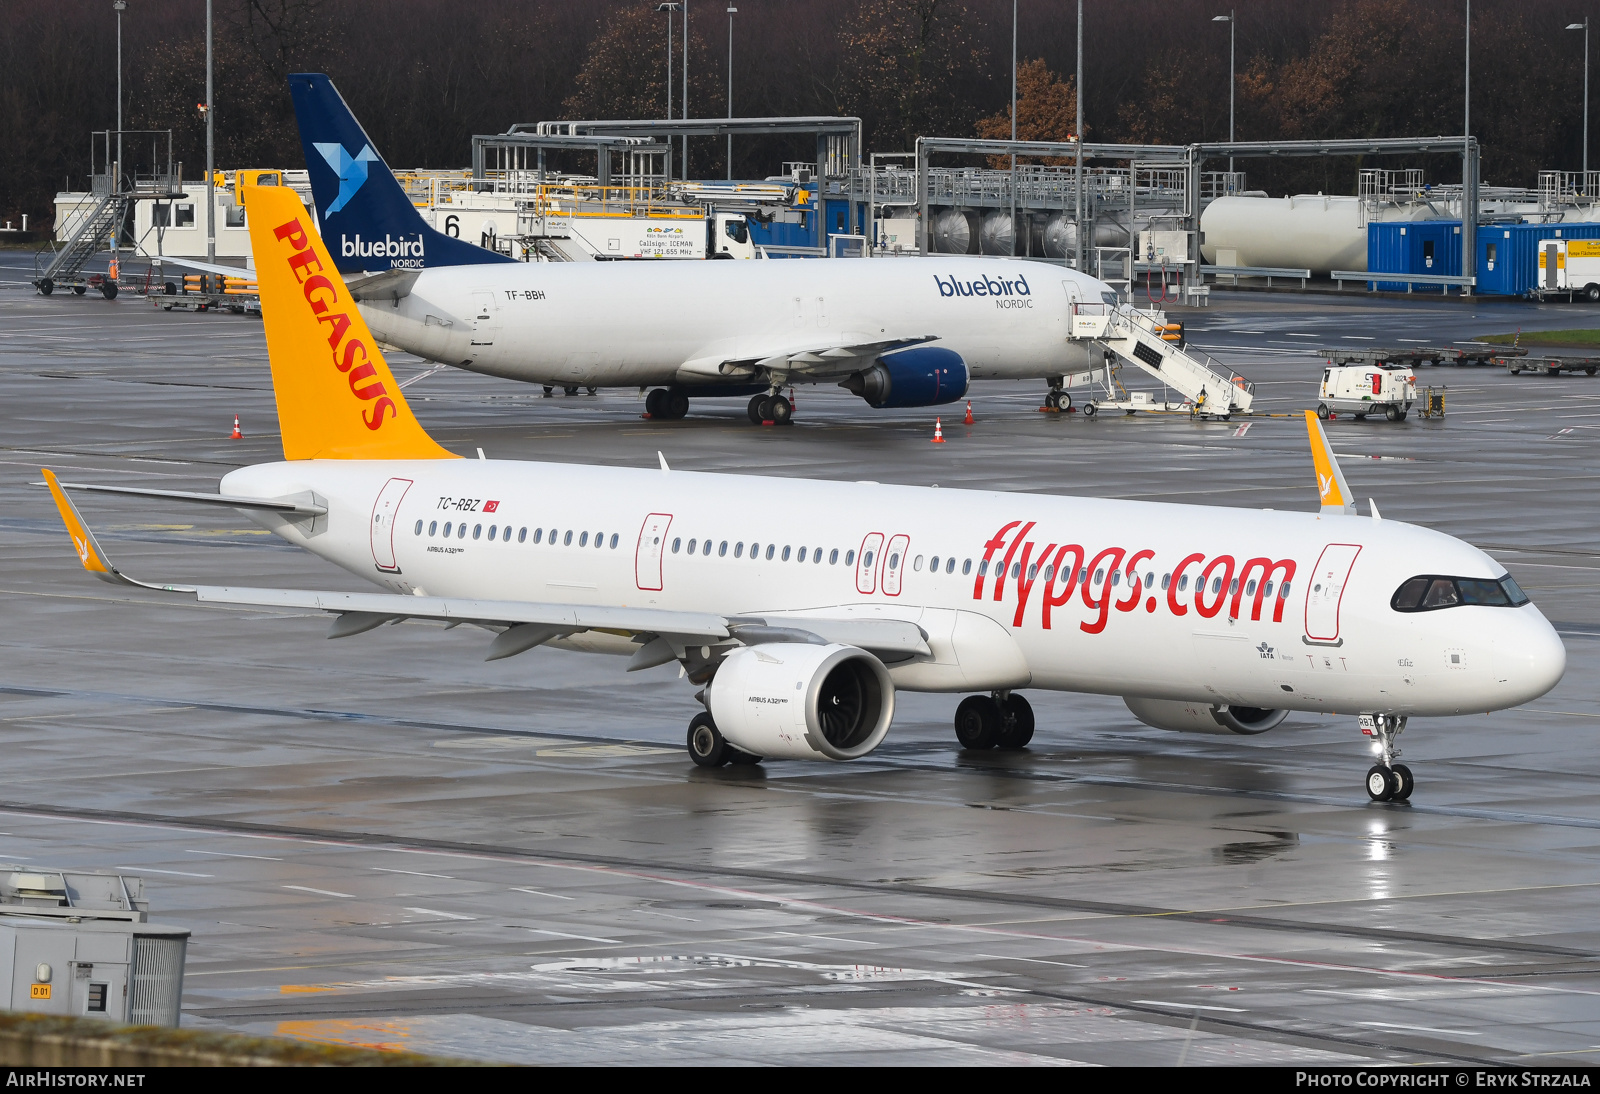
top-left (1257, 642), bottom-right (1276, 659)
top-left (313, 141), bottom-right (379, 216)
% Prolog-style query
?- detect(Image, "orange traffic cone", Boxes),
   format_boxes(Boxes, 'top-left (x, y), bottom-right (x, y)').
top-left (931, 417), bottom-right (945, 443)
top-left (963, 401), bottom-right (974, 425)
top-left (230, 415), bottom-right (242, 440)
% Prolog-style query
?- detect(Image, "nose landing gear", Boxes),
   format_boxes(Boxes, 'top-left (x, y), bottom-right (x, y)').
top-left (1361, 713), bottom-right (1413, 801)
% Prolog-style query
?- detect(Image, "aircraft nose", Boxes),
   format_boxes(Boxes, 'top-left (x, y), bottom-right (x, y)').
top-left (1495, 608), bottom-right (1567, 705)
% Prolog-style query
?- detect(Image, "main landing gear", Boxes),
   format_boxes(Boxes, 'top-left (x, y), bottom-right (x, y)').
top-left (686, 711), bottom-right (763, 768)
top-left (645, 387), bottom-right (690, 420)
top-left (1361, 713), bottom-right (1413, 802)
top-left (953, 692), bottom-right (1035, 751)
top-left (747, 390), bottom-right (794, 426)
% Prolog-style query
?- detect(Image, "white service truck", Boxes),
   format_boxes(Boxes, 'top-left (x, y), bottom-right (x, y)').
top-left (1317, 362), bottom-right (1416, 421)
top-left (1535, 238), bottom-right (1600, 301)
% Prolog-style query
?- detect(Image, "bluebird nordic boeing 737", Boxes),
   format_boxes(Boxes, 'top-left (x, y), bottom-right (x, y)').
top-left (39, 184), bottom-right (1565, 802)
top-left (286, 72), bottom-right (1119, 424)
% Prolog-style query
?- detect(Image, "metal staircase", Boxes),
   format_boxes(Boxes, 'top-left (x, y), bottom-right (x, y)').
top-left (34, 190), bottom-right (128, 294)
top-left (1074, 304), bottom-right (1255, 417)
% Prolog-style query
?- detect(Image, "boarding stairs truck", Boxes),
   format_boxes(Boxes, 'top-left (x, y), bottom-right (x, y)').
top-left (1070, 303), bottom-right (1256, 419)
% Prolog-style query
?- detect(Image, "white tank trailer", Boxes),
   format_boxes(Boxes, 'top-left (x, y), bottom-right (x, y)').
top-left (1200, 192), bottom-right (1600, 275)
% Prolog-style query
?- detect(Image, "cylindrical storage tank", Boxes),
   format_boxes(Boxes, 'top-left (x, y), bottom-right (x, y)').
top-left (979, 210), bottom-right (1018, 255)
top-left (1042, 214), bottom-right (1075, 259)
top-left (929, 208), bottom-right (980, 254)
top-left (1200, 194), bottom-right (1448, 275)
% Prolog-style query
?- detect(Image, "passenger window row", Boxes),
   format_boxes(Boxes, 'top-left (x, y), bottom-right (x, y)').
top-left (669, 538), bottom-right (857, 565)
top-left (413, 520), bottom-right (620, 549)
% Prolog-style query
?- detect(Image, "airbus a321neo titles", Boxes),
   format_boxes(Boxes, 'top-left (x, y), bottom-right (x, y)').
top-left (42, 186), bottom-right (1565, 801)
top-left (287, 72), bottom-right (1118, 424)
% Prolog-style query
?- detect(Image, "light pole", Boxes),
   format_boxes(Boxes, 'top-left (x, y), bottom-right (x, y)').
top-left (114, 1), bottom-right (125, 182)
top-left (1212, 12), bottom-right (1234, 175)
top-left (1010, 0), bottom-right (1017, 254)
top-left (683, 0), bottom-right (690, 180)
top-left (727, 5), bottom-right (736, 180)
top-left (1571, 19), bottom-right (1590, 181)
top-left (206, 0), bottom-right (214, 263)
top-left (655, 3), bottom-right (680, 179)
top-left (1074, 0), bottom-right (1083, 273)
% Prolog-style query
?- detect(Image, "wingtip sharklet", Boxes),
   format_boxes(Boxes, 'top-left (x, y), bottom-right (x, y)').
top-left (41, 468), bottom-right (120, 582)
top-left (1303, 410), bottom-right (1357, 516)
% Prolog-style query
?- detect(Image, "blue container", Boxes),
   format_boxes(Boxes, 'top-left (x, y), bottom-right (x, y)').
top-left (1475, 222), bottom-right (1600, 296)
top-left (1366, 221), bottom-right (1464, 292)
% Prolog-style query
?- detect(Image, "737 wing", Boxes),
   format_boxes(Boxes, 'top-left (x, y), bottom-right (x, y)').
top-left (676, 334), bottom-right (938, 385)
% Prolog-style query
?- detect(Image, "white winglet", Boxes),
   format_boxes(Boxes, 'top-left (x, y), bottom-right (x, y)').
top-left (1370, 498), bottom-right (1382, 522)
top-left (659, 451), bottom-right (671, 473)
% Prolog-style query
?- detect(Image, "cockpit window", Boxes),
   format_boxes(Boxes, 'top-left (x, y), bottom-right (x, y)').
top-left (1392, 574), bottom-right (1529, 612)
top-left (1100, 290), bottom-right (1119, 307)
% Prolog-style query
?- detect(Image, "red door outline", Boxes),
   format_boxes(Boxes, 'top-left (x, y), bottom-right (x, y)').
top-left (1304, 543), bottom-right (1362, 642)
top-left (370, 477), bottom-right (413, 574)
top-left (856, 532), bottom-right (884, 594)
top-left (635, 513), bottom-right (673, 591)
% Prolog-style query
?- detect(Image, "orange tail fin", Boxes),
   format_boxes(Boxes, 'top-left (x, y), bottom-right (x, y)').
top-left (243, 185), bottom-right (457, 461)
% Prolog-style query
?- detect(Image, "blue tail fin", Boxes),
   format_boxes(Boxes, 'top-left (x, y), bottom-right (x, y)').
top-left (288, 73), bottom-right (512, 273)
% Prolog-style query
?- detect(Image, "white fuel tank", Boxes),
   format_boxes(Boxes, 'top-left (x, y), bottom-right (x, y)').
top-left (1200, 195), bottom-right (1449, 275)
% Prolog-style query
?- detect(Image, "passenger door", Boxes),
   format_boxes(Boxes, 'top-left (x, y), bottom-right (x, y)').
top-left (1304, 543), bottom-right (1362, 642)
top-left (635, 513), bottom-right (673, 591)
top-left (370, 477), bottom-right (413, 574)
top-left (881, 534), bottom-right (910, 596)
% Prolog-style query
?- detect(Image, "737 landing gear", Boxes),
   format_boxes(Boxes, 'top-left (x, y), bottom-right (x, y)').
top-left (1044, 389), bottom-right (1072, 411)
top-left (1361, 713), bottom-right (1413, 802)
top-left (645, 388), bottom-right (690, 420)
top-left (954, 692), bottom-right (1035, 750)
top-left (747, 391), bottom-right (794, 426)
top-left (687, 711), bottom-right (763, 768)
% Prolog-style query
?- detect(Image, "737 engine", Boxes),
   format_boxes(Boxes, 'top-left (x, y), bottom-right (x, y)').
top-left (1123, 696), bottom-right (1288, 735)
top-left (708, 643), bottom-right (895, 760)
top-left (839, 346), bottom-right (969, 408)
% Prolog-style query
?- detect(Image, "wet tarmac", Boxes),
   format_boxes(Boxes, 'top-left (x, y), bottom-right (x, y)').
top-left (2, 252), bottom-right (1599, 1064)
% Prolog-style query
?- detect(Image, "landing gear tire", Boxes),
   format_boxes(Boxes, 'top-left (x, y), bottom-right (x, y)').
top-left (954, 695), bottom-right (1003, 750)
top-left (586, 386), bottom-right (597, 395)
top-left (1045, 390), bottom-right (1071, 411)
top-left (542, 386), bottom-right (554, 396)
top-left (727, 747), bottom-right (763, 766)
top-left (563, 385), bottom-right (579, 396)
top-left (1317, 403), bottom-right (1330, 420)
top-left (688, 711), bottom-right (729, 768)
top-left (997, 694), bottom-right (1035, 749)
top-left (747, 394), bottom-right (768, 425)
top-left (645, 389), bottom-right (666, 417)
top-left (1390, 763), bottom-right (1414, 801)
top-left (666, 391), bottom-right (689, 419)
top-left (1365, 764), bottom-right (1398, 802)
top-left (768, 395), bottom-right (793, 425)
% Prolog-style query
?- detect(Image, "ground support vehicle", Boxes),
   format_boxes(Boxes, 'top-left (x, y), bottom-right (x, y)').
top-left (1506, 355), bottom-right (1600, 377)
top-left (1317, 362), bottom-right (1417, 421)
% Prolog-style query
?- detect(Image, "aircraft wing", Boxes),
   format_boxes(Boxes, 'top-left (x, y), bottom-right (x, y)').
top-left (345, 268), bottom-right (421, 303)
top-left (677, 334), bottom-right (938, 383)
top-left (40, 470), bottom-right (931, 666)
top-left (146, 256), bottom-right (256, 279)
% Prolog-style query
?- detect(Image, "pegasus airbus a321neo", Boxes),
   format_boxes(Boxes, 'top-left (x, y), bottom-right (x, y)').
top-left (42, 186), bottom-right (1565, 801)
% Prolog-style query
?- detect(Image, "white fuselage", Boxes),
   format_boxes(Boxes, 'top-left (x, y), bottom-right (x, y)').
top-left (223, 459), bottom-right (1565, 719)
top-left (358, 256), bottom-right (1105, 390)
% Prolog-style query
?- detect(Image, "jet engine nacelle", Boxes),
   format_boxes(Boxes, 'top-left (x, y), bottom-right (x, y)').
top-left (708, 643), bottom-right (894, 761)
top-left (1123, 696), bottom-right (1288, 736)
top-left (839, 346), bottom-right (969, 408)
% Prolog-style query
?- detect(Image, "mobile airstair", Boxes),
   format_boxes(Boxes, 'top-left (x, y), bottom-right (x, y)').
top-left (34, 190), bottom-right (131, 297)
top-left (1071, 303), bottom-right (1256, 419)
